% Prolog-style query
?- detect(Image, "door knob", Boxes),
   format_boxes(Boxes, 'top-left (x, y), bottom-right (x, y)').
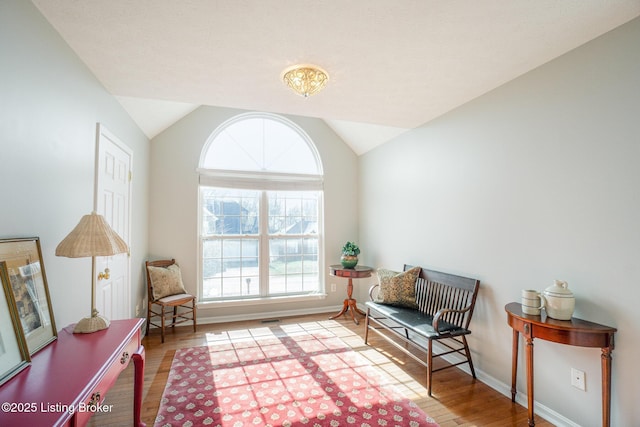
top-left (98, 268), bottom-right (110, 280)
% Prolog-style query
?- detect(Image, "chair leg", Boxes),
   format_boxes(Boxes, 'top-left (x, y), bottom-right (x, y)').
top-left (172, 306), bottom-right (178, 328)
top-left (427, 339), bottom-right (433, 396)
top-left (146, 303), bottom-right (151, 336)
top-left (192, 301), bottom-right (197, 333)
top-left (462, 335), bottom-right (477, 378)
top-left (160, 306), bottom-right (166, 344)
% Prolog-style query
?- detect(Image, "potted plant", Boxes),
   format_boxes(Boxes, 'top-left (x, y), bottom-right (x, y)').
top-left (341, 241), bottom-right (360, 268)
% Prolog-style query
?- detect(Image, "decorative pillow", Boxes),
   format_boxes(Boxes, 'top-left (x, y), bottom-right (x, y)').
top-left (374, 266), bottom-right (421, 309)
top-left (147, 264), bottom-right (187, 300)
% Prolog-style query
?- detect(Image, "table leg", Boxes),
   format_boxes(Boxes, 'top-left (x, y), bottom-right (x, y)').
top-left (329, 299), bottom-right (350, 320)
top-left (602, 346), bottom-right (613, 427)
top-left (525, 336), bottom-right (535, 427)
top-left (346, 277), bottom-right (366, 317)
top-left (330, 298), bottom-right (364, 324)
top-left (348, 299), bottom-right (358, 324)
top-left (511, 329), bottom-right (519, 402)
top-left (329, 278), bottom-right (364, 324)
top-left (133, 345), bottom-right (146, 427)
top-left (353, 304), bottom-right (366, 316)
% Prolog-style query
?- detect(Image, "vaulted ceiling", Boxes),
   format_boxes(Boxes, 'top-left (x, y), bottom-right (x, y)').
top-left (32, 0), bottom-right (640, 154)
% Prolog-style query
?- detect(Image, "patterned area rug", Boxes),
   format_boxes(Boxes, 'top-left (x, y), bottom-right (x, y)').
top-left (154, 322), bottom-right (438, 427)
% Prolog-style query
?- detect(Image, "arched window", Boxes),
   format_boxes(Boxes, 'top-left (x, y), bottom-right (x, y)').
top-left (198, 113), bottom-right (324, 303)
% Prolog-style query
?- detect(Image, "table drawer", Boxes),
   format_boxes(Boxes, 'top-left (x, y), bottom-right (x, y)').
top-left (74, 332), bottom-right (140, 426)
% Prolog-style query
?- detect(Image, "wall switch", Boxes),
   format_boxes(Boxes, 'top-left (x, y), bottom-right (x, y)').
top-left (330, 283), bottom-right (336, 292)
top-left (571, 368), bottom-right (586, 391)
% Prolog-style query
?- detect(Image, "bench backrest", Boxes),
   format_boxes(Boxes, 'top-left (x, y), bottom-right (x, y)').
top-left (404, 264), bottom-right (480, 330)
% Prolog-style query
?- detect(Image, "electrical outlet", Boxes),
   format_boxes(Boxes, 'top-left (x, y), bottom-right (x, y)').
top-left (330, 283), bottom-right (336, 292)
top-left (571, 368), bottom-right (586, 391)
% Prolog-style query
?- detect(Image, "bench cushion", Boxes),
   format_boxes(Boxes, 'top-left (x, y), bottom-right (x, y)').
top-left (366, 301), bottom-right (468, 337)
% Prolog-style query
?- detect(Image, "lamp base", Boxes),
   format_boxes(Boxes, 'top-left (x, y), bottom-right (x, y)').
top-left (73, 313), bottom-right (110, 334)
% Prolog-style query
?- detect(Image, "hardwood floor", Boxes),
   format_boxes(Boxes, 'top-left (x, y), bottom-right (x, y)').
top-left (89, 312), bottom-right (553, 426)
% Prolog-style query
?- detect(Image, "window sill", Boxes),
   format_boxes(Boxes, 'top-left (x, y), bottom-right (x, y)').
top-left (197, 293), bottom-right (328, 309)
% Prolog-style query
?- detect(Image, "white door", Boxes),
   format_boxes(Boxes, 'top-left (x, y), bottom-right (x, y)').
top-left (94, 123), bottom-right (132, 320)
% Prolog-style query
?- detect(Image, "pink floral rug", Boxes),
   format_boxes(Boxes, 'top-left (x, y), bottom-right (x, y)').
top-left (154, 324), bottom-right (439, 427)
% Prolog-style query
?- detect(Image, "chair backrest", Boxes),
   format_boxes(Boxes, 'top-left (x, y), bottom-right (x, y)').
top-left (145, 259), bottom-right (177, 301)
top-left (404, 264), bottom-right (480, 330)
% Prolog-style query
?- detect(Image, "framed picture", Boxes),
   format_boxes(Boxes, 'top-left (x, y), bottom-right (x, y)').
top-left (0, 262), bottom-right (30, 386)
top-left (0, 238), bottom-right (57, 355)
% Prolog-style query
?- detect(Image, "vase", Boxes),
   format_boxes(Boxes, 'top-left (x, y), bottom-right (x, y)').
top-left (340, 255), bottom-right (358, 269)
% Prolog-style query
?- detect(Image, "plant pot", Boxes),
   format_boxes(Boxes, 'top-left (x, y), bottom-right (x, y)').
top-left (340, 255), bottom-right (358, 269)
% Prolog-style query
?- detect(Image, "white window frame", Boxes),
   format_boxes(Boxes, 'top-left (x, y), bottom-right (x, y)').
top-left (197, 113), bottom-right (325, 308)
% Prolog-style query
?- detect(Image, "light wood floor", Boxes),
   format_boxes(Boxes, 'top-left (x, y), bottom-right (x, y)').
top-left (89, 312), bottom-right (553, 426)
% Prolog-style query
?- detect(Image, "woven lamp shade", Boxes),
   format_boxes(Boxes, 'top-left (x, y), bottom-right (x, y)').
top-left (56, 212), bottom-right (128, 258)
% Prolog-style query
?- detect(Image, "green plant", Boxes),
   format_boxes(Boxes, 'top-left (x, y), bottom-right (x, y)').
top-left (341, 241), bottom-right (360, 256)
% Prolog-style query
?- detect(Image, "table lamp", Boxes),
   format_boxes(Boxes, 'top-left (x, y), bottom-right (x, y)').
top-left (55, 212), bottom-right (129, 333)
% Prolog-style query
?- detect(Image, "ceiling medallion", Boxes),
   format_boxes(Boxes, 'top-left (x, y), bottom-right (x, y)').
top-left (281, 64), bottom-right (329, 98)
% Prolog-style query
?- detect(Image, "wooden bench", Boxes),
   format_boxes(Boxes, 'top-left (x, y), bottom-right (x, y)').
top-left (364, 265), bottom-right (480, 396)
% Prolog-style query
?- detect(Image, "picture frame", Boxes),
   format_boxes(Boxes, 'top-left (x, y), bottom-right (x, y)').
top-left (0, 238), bottom-right (57, 355)
top-left (0, 262), bottom-right (31, 386)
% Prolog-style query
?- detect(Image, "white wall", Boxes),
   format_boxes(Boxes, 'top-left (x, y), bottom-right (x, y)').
top-left (0, 0), bottom-right (150, 328)
top-left (149, 106), bottom-right (360, 320)
top-left (359, 17), bottom-right (640, 427)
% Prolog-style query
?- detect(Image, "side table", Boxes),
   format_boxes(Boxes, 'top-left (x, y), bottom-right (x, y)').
top-left (329, 265), bottom-right (373, 324)
top-left (505, 302), bottom-right (616, 427)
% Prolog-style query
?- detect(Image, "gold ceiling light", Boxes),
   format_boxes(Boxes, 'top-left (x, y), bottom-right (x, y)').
top-left (282, 64), bottom-right (329, 98)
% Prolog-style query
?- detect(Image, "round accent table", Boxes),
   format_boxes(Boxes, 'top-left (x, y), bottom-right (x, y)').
top-left (329, 265), bottom-right (373, 324)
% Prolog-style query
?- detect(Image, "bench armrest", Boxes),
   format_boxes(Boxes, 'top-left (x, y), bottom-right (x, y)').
top-left (369, 284), bottom-right (380, 301)
top-left (433, 305), bottom-right (472, 334)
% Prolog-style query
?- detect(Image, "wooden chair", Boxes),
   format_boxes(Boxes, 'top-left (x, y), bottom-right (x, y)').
top-left (145, 259), bottom-right (197, 343)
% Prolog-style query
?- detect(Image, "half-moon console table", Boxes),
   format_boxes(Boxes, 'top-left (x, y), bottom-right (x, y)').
top-left (505, 302), bottom-right (616, 427)
top-left (0, 318), bottom-right (145, 427)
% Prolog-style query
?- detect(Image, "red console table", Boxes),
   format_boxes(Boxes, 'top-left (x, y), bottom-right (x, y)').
top-left (505, 302), bottom-right (616, 427)
top-left (0, 318), bottom-right (145, 427)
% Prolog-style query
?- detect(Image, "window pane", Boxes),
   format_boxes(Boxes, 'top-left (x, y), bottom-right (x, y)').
top-left (203, 276), bottom-right (222, 299)
top-left (203, 239), bottom-right (221, 258)
top-left (202, 188), bottom-right (259, 236)
top-left (304, 237), bottom-right (318, 255)
top-left (303, 259), bottom-right (318, 275)
top-left (268, 235), bottom-right (319, 295)
top-left (202, 116), bottom-right (320, 174)
top-left (202, 236), bottom-right (259, 300)
top-left (263, 119), bottom-right (318, 174)
top-left (303, 197), bottom-right (317, 216)
top-left (269, 216), bottom-right (286, 234)
top-left (286, 274), bottom-right (303, 293)
top-left (203, 258), bottom-right (222, 280)
top-left (268, 191), bottom-right (319, 236)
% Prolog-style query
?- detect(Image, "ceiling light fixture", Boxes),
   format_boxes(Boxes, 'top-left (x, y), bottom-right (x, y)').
top-left (282, 64), bottom-right (329, 98)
